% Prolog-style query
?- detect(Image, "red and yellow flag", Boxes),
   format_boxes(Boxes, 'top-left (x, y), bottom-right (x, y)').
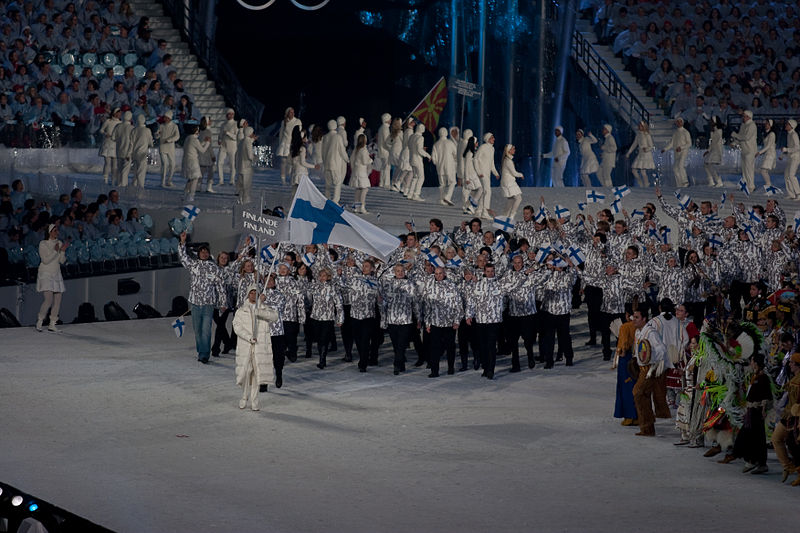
top-left (410, 76), bottom-right (448, 133)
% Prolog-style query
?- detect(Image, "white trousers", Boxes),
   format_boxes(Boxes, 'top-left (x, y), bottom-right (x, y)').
top-left (599, 159), bottom-right (614, 187)
top-left (551, 162), bottom-right (566, 187)
top-left (102, 156), bottom-right (116, 184)
top-left (503, 194), bottom-right (522, 219)
top-left (741, 151), bottom-right (755, 191)
top-left (160, 150), bottom-right (175, 185)
top-left (673, 151), bottom-right (688, 187)
top-left (217, 141), bottom-right (237, 184)
top-left (38, 291), bottom-right (62, 323)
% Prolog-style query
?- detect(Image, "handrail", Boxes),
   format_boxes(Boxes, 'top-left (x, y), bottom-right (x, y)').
top-left (570, 29), bottom-right (650, 127)
top-left (158, 0), bottom-right (265, 131)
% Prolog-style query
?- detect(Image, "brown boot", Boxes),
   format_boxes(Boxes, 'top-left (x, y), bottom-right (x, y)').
top-left (718, 454), bottom-right (736, 464)
top-left (703, 445), bottom-right (722, 457)
top-left (621, 418), bottom-right (633, 426)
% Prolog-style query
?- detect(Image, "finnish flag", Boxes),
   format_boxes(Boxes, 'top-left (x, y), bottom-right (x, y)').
top-left (182, 204), bottom-right (200, 221)
top-left (493, 235), bottom-right (507, 253)
top-left (302, 252), bottom-right (316, 267)
top-left (677, 193), bottom-right (692, 211)
top-left (468, 195), bottom-right (479, 209)
top-left (493, 216), bottom-right (516, 232)
top-left (287, 176), bottom-right (400, 261)
top-left (172, 317), bottom-right (185, 338)
top-left (609, 199), bottom-right (622, 214)
top-left (738, 178), bottom-right (750, 196)
top-left (566, 245), bottom-right (586, 265)
top-left (765, 184), bottom-right (782, 196)
top-left (612, 185), bottom-right (630, 199)
top-left (448, 257), bottom-right (463, 268)
top-left (260, 244), bottom-right (277, 262)
top-left (554, 204), bottom-right (570, 219)
top-left (794, 210), bottom-right (800, 233)
top-left (426, 252), bottom-right (445, 268)
top-left (535, 245), bottom-right (553, 263)
top-left (631, 209), bottom-right (645, 218)
top-left (585, 190), bottom-right (605, 203)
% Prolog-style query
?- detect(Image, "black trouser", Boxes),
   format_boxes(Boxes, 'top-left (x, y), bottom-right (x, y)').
top-left (458, 318), bottom-right (479, 369)
top-left (411, 318), bottom-right (425, 363)
top-left (284, 320), bottom-right (299, 360)
top-left (271, 334), bottom-right (285, 376)
top-left (729, 280), bottom-right (748, 320)
top-left (315, 320), bottom-right (335, 365)
top-left (341, 304), bottom-right (353, 358)
top-left (304, 317), bottom-right (316, 357)
top-left (211, 308), bottom-right (232, 355)
top-left (428, 325), bottom-right (457, 375)
top-left (369, 314), bottom-right (383, 365)
top-left (539, 312), bottom-right (573, 367)
top-left (601, 311), bottom-right (624, 360)
top-left (352, 316), bottom-right (376, 370)
top-left (387, 323), bottom-right (412, 372)
top-left (584, 285), bottom-right (603, 343)
top-left (476, 322), bottom-right (500, 377)
top-left (506, 314), bottom-right (536, 369)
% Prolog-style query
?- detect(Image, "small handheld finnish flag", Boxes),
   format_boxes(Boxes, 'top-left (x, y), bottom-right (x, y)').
top-left (534, 207), bottom-right (547, 224)
top-left (172, 317), bottom-right (185, 338)
top-left (738, 178), bottom-right (750, 196)
top-left (586, 190), bottom-right (605, 203)
top-left (747, 208), bottom-right (762, 224)
top-left (535, 245), bottom-right (553, 263)
top-left (554, 204), bottom-right (570, 219)
top-left (631, 209), bottom-right (645, 218)
top-left (677, 193), bottom-right (692, 211)
top-left (493, 235), bottom-right (507, 252)
top-left (182, 204), bottom-right (200, 221)
top-left (448, 257), bottom-right (463, 268)
top-left (493, 216), bottom-right (516, 232)
top-left (609, 199), bottom-right (622, 214)
top-left (709, 234), bottom-right (723, 248)
top-left (661, 227), bottom-right (671, 244)
top-left (612, 185), bottom-right (630, 199)
top-left (577, 202), bottom-right (587, 211)
top-left (468, 196), bottom-right (479, 209)
top-left (793, 210), bottom-right (800, 233)
top-left (302, 252), bottom-right (316, 266)
top-left (260, 245), bottom-right (276, 262)
top-left (764, 184), bottom-right (782, 196)
top-left (567, 245), bottom-right (586, 265)
top-left (551, 257), bottom-right (568, 268)
top-left (426, 252), bottom-right (445, 268)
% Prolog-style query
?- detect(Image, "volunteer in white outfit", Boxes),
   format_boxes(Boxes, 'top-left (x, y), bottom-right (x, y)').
top-left (408, 123), bottom-right (431, 201)
top-left (337, 116), bottom-right (348, 148)
top-left (576, 129), bottom-right (599, 187)
top-left (277, 107), bottom-right (302, 185)
top-left (475, 132), bottom-right (499, 218)
top-left (376, 113), bottom-right (392, 189)
top-left (157, 109), bottom-right (180, 188)
top-left (309, 124), bottom-right (324, 179)
top-left (662, 118), bottom-right (691, 188)
top-left (99, 107), bottom-right (121, 184)
top-left (291, 125), bottom-right (317, 194)
top-left (542, 126), bottom-right (570, 187)
top-left (351, 133), bottom-right (373, 213)
top-left (461, 135), bottom-right (483, 214)
top-left (387, 118), bottom-right (403, 184)
top-left (353, 117), bottom-right (366, 152)
top-left (236, 126), bottom-right (257, 204)
top-left (781, 119), bottom-right (800, 199)
top-left (703, 116), bottom-right (724, 187)
top-left (130, 113), bottom-right (153, 193)
top-left (217, 108), bottom-right (237, 186)
top-left (322, 118), bottom-right (349, 204)
top-left (395, 118), bottom-right (415, 194)
top-left (500, 144), bottom-right (524, 219)
top-left (756, 118), bottom-right (776, 188)
top-left (626, 120), bottom-right (655, 187)
top-left (36, 224), bottom-right (67, 332)
top-left (598, 124), bottom-right (617, 187)
top-left (198, 117), bottom-right (216, 193)
top-left (458, 128), bottom-right (473, 208)
top-left (182, 124), bottom-right (211, 202)
top-left (114, 110), bottom-right (134, 187)
top-left (431, 127), bottom-right (457, 205)
top-left (731, 109), bottom-right (757, 192)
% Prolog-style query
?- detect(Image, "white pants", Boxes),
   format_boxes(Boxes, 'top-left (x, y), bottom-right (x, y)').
top-left (703, 163), bottom-right (721, 186)
top-left (201, 164), bottom-right (214, 191)
top-left (325, 170), bottom-right (344, 204)
top-left (633, 168), bottom-right (651, 187)
top-left (409, 161), bottom-right (425, 198)
top-left (464, 185), bottom-right (483, 213)
top-left (673, 151), bottom-right (688, 187)
top-left (741, 151), bottom-right (755, 191)
top-left (438, 173), bottom-right (455, 203)
top-left (160, 150), bottom-right (175, 185)
top-left (599, 159), bottom-right (614, 187)
top-left (279, 156), bottom-right (291, 183)
top-left (133, 154), bottom-right (148, 189)
top-left (240, 357), bottom-right (260, 410)
top-left (758, 166), bottom-right (773, 187)
top-left (354, 188), bottom-right (369, 212)
top-left (379, 157), bottom-right (391, 189)
top-left (117, 157), bottom-right (132, 187)
top-left (479, 176), bottom-right (491, 215)
top-left (184, 176), bottom-right (200, 201)
top-left (38, 291), bottom-right (62, 324)
top-left (238, 169), bottom-right (254, 204)
top-left (503, 194), bottom-right (522, 219)
top-left (579, 173), bottom-right (594, 187)
top-left (218, 141), bottom-right (237, 184)
top-left (785, 156), bottom-right (800, 197)
top-left (103, 156), bottom-right (116, 184)
top-left (551, 162), bottom-right (566, 187)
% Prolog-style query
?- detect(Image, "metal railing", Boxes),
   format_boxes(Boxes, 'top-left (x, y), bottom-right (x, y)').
top-left (570, 29), bottom-right (650, 127)
top-left (159, 0), bottom-right (265, 130)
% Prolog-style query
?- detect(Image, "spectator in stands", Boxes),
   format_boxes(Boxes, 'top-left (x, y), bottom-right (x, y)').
top-left (50, 91), bottom-right (80, 145)
top-left (122, 207), bottom-right (144, 234)
top-left (36, 223), bottom-right (67, 333)
top-left (78, 26), bottom-right (97, 53)
top-left (154, 53), bottom-right (172, 82)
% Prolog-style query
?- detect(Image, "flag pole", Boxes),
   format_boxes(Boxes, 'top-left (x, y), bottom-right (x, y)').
top-left (405, 76), bottom-right (446, 123)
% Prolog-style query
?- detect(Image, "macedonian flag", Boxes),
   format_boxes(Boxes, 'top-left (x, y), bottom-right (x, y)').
top-left (410, 76), bottom-right (448, 133)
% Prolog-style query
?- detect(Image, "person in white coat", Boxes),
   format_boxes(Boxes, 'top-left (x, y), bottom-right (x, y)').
top-left (461, 136), bottom-right (483, 214)
top-left (475, 132), bottom-right (499, 218)
top-left (350, 134), bottom-right (373, 213)
top-left (130, 114), bottom-right (153, 193)
top-left (576, 129), bottom-right (600, 187)
top-left (458, 128), bottom-right (473, 208)
top-left (662, 118), bottom-right (692, 187)
top-left (598, 124), bottom-right (617, 187)
top-left (731, 109), bottom-right (758, 192)
top-left (290, 125), bottom-right (317, 194)
top-left (99, 107), bottom-right (121, 184)
top-left (703, 116), bottom-right (724, 187)
top-left (277, 107), bottom-right (302, 186)
top-left (353, 117), bottom-right (366, 153)
top-left (542, 126), bottom-right (570, 187)
top-left (36, 224), bottom-right (67, 332)
top-left (500, 144), bottom-right (524, 219)
top-left (431, 127), bottom-right (457, 205)
top-left (322, 119), bottom-right (349, 204)
top-left (198, 117), bottom-right (216, 193)
top-left (394, 118), bottom-right (416, 194)
top-left (157, 110), bottom-right (180, 188)
top-left (337, 115), bottom-right (348, 149)
top-left (407, 123), bottom-right (431, 201)
top-left (756, 118), bottom-right (776, 188)
top-left (309, 124), bottom-right (324, 179)
top-left (232, 285), bottom-right (279, 411)
top-left (182, 124), bottom-right (211, 202)
top-left (626, 120), bottom-right (655, 187)
top-left (781, 119), bottom-right (800, 199)
top-left (236, 126), bottom-right (256, 204)
top-left (113, 110), bottom-right (134, 187)
top-left (217, 108), bottom-right (237, 186)
top-left (376, 113), bottom-right (392, 189)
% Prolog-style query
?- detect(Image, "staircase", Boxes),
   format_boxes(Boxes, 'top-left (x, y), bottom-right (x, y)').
top-left (129, 0), bottom-right (229, 128)
top-left (574, 20), bottom-right (673, 147)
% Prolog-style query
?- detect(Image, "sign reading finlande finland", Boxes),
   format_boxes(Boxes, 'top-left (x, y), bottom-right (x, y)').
top-left (239, 209), bottom-right (290, 241)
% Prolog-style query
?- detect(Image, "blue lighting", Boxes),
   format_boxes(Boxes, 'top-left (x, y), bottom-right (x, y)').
top-left (28, 502), bottom-right (39, 512)
top-left (358, 11), bottom-right (382, 27)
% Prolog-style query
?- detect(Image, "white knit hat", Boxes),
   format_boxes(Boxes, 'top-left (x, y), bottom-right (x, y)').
top-left (743, 109), bottom-right (753, 118)
top-left (164, 110), bottom-right (173, 119)
top-left (483, 132), bottom-right (494, 142)
top-left (226, 108), bottom-right (235, 116)
top-left (603, 124), bottom-right (612, 133)
top-left (555, 125), bottom-right (563, 134)
top-left (789, 119), bottom-right (798, 130)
